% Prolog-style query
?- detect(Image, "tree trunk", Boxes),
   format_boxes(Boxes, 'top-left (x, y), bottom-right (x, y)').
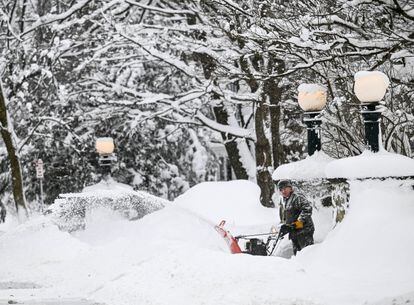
top-left (213, 105), bottom-right (249, 180)
top-left (191, 34), bottom-right (250, 180)
top-left (239, 55), bottom-right (275, 206)
top-left (266, 79), bottom-right (284, 169)
top-left (0, 81), bottom-right (27, 214)
top-left (254, 102), bottom-right (275, 207)
top-left (266, 58), bottom-right (285, 169)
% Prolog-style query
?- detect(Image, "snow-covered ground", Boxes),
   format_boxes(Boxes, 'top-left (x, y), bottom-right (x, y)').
top-left (0, 179), bottom-right (413, 305)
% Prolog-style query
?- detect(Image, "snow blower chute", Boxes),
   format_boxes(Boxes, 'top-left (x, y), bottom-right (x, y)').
top-left (214, 220), bottom-right (243, 254)
top-left (214, 220), bottom-right (288, 256)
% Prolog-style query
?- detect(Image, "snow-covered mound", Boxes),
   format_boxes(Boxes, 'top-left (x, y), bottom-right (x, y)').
top-left (273, 149), bottom-right (414, 180)
top-left (0, 203), bottom-right (230, 301)
top-left (295, 179), bottom-right (414, 303)
top-left (174, 180), bottom-right (276, 226)
top-left (0, 216), bottom-right (89, 285)
top-left (326, 149), bottom-right (414, 178)
top-left (272, 151), bottom-right (335, 180)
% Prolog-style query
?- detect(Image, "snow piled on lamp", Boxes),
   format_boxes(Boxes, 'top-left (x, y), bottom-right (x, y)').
top-left (297, 83), bottom-right (327, 111)
top-left (354, 71), bottom-right (389, 103)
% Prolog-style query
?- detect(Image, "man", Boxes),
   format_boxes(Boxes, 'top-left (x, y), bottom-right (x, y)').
top-left (277, 179), bottom-right (314, 255)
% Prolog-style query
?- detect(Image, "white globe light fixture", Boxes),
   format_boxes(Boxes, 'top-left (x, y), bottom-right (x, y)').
top-left (297, 83), bottom-right (327, 156)
top-left (95, 137), bottom-right (115, 155)
top-left (298, 84), bottom-right (327, 111)
top-left (354, 71), bottom-right (389, 104)
top-left (354, 71), bottom-right (389, 152)
top-left (95, 137), bottom-right (116, 180)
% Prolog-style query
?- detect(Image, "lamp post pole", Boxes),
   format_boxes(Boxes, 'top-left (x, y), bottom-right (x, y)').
top-left (99, 154), bottom-right (113, 181)
top-left (303, 111), bottom-right (323, 156)
top-left (360, 103), bottom-right (381, 152)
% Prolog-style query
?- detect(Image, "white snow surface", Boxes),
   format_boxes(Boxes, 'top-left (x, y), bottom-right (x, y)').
top-left (297, 83), bottom-right (327, 93)
top-left (272, 150), bottom-right (335, 180)
top-left (81, 178), bottom-right (133, 194)
top-left (174, 180), bottom-right (275, 226)
top-left (354, 70), bottom-right (390, 86)
top-left (0, 179), bottom-right (413, 305)
top-left (273, 150), bottom-right (414, 180)
top-left (326, 149), bottom-right (414, 178)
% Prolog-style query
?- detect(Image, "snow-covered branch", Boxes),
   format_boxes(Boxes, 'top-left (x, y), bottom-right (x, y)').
top-left (23, 116), bottom-right (82, 149)
top-left (195, 111), bottom-right (256, 141)
top-left (125, 0), bottom-right (197, 15)
top-left (114, 25), bottom-right (202, 83)
top-left (20, 0), bottom-right (93, 37)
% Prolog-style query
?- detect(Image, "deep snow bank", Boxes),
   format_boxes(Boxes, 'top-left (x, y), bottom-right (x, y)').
top-left (0, 216), bottom-right (89, 287)
top-left (174, 180), bottom-right (276, 226)
top-left (296, 179), bottom-right (414, 303)
top-left (0, 203), bottom-right (231, 301)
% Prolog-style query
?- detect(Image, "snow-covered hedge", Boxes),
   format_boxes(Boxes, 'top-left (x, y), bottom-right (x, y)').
top-left (48, 191), bottom-right (169, 232)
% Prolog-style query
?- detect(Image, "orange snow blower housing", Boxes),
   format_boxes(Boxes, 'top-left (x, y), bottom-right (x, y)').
top-left (214, 220), bottom-right (288, 256)
top-left (214, 220), bottom-right (242, 254)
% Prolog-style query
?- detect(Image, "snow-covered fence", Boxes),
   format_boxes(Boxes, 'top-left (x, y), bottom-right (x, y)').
top-left (272, 151), bottom-right (349, 228)
top-left (48, 190), bottom-right (169, 232)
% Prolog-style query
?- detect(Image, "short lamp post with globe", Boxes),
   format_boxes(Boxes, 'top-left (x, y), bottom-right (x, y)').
top-left (95, 137), bottom-right (117, 181)
top-left (354, 71), bottom-right (390, 153)
top-left (297, 84), bottom-right (328, 156)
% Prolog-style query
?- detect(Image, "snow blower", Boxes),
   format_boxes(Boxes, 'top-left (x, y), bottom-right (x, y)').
top-left (214, 220), bottom-right (288, 256)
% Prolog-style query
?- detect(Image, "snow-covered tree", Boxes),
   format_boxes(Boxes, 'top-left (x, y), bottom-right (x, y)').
top-left (1, 0), bottom-right (412, 212)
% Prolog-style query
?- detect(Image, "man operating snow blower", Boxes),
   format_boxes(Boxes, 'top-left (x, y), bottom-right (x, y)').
top-left (277, 179), bottom-right (314, 255)
top-left (215, 180), bottom-right (314, 256)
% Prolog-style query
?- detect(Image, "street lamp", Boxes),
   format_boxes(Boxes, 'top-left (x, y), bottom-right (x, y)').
top-left (298, 84), bottom-right (327, 156)
top-left (95, 137), bottom-right (116, 180)
top-left (354, 71), bottom-right (389, 152)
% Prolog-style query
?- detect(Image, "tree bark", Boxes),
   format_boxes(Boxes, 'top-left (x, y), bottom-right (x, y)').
top-left (266, 82), bottom-right (283, 169)
top-left (0, 81), bottom-right (27, 214)
top-left (266, 57), bottom-right (285, 169)
top-left (213, 105), bottom-right (249, 180)
top-left (239, 55), bottom-right (275, 207)
top-left (254, 102), bottom-right (275, 207)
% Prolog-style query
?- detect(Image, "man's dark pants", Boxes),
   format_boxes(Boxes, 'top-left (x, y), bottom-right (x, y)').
top-left (291, 232), bottom-right (314, 255)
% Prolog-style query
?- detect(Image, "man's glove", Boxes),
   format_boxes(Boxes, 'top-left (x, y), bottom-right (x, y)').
top-left (279, 223), bottom-right (294, 236)
top-left (292, 220), bottom-right (304, 229)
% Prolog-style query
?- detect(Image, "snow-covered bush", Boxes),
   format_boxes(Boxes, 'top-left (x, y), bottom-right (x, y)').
top-left (48, 191), bottom-right (169, 232)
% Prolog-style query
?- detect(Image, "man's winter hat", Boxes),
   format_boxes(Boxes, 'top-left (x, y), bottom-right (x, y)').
top-left (277, 179), bottom-right (292, 190)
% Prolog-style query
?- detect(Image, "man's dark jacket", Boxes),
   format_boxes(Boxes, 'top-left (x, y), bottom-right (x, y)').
top-left (279, 192), bottom-right (314, 239)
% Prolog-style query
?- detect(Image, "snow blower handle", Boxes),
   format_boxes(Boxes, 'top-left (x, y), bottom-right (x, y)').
top-left (268, 228), bottom-right (291, 256)
top-left (234, 232), bottom-right (277, 240)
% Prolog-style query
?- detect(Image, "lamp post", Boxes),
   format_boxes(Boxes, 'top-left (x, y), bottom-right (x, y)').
top-left (354, 71), bottom-right (390, 152)
top-left (298, 84), bottom-right (328, 156)
top-left (95, 137), bottom-right (116, 181)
